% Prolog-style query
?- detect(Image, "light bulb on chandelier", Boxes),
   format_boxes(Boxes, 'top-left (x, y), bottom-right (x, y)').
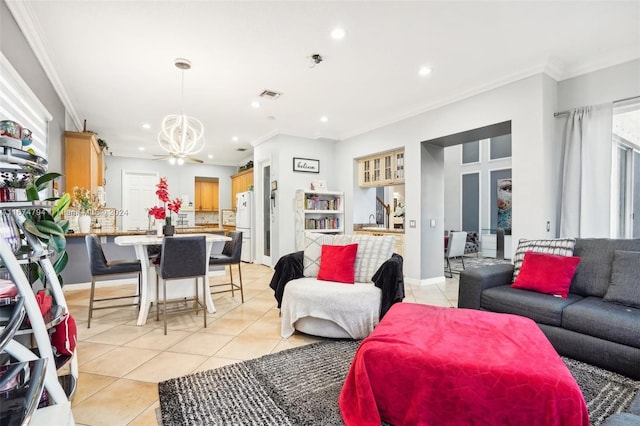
top-left (157, 58), bottom-right (205, 163)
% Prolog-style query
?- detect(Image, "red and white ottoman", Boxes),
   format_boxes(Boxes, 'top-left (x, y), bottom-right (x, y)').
top-left (339, 303), bottom-right (589, 426)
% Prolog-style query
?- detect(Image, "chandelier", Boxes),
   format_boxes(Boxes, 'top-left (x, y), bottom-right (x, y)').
top-left (157, 58), bottom-right (205, 164)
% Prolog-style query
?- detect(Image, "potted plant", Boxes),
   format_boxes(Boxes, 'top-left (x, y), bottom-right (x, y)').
top-left (148, 177), bottom-right (181, 236)
top-left (72, 186), bottom-right (93, 233)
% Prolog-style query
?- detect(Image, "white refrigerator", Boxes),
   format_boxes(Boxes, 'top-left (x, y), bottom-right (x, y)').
top-left (236, 191), bottom-right (254, 263)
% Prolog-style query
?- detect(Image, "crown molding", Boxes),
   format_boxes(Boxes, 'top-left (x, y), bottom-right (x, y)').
top-left (5, 0), bottom-right (82, 131)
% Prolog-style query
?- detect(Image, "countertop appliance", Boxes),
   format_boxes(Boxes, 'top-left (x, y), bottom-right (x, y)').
top-left (236, 191), bottom-right (254, 263)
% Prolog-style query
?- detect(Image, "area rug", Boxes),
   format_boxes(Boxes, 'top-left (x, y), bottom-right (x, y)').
top-left (159, 340), bottom-right (640, 426)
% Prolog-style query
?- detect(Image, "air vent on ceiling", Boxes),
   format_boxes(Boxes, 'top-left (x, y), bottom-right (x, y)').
top-left (236, 148), bottom-right (248, 152)
top-left (259, 89), bottom-right (282, 100)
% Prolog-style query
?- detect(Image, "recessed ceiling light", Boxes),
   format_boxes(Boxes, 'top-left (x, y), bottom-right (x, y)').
top-left (138, 146), bottom-right (145, 151)
top-left (232, 136), bottom-right (239, 142)
top-left (142, 123), bottom-right (151, 130)
top-left (418, 66), bottom-right (432, 77)
top-left (251, 101), bottom-right (261, 108)
top-left (331, 27), bottom-right (346, 40)
top-left (208, 154), bottom-right (214, 159)
top-left (320, 116), bottom-right (329, 123)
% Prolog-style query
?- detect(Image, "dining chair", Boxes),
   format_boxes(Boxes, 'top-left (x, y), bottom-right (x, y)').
top-left (85, 235), bottom-right (141, 328)
top-left (155, 236), bottom-right (208, 335)
top-left (444, 231), bottom-right (467, 278)
top-left (209, 231), bottom-right (244, 303)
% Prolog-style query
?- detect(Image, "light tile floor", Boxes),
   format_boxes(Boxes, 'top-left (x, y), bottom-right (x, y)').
top-left (64, 262), bottom-right (460, 426)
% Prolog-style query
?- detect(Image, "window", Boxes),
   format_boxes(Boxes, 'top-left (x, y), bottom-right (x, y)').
top-left (462, 140), bottom-right (479, 164)
top-left (0, 53), bottom-right (51, 158)
top-left (612, 98), bottom-right (640, 238)
top-left (489, 134), bottom-right (512, 160)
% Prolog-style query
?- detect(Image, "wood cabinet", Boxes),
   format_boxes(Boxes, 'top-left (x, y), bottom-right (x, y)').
top-left (64, 131), bottom-right (104, 195)
top-left (358, 149), bottom-right (405, 187)
top-left (195, 179), bottom-right (219, 211)
top-left (231, 168), bottom-right (253, 209)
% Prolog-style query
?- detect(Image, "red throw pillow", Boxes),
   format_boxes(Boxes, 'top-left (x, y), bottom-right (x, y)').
top-left (317, 244), bottom-right (358, 284)
top-left (51, 313), bottom-right (77, 357)
top-left (511, 251), bottom-right (580, 298)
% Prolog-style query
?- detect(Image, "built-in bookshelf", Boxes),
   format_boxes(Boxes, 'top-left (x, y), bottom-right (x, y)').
top-left (295, 190), bottom-right (344, 250)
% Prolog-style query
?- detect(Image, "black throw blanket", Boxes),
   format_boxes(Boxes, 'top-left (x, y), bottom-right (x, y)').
top-left (269, 251), bottom-right (404, 318)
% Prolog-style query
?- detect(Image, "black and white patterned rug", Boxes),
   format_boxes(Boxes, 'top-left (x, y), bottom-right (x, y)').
top-left (158, 340), bottom-right (640, 426)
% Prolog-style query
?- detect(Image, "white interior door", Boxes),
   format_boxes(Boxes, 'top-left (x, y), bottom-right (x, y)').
top-left (122, 170), bottom-right (159, 230)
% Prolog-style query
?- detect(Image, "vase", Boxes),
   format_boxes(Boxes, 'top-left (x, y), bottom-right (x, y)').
top-left (163, 224), bottom-right (175, 237)
top-left (78, 214), bottom-right (92, 233)
top-left (156, 222), bottom-right (163, 237)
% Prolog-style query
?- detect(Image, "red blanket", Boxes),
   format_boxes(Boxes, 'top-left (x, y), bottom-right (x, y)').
top-left (339, 303), bottom-right (589, 426)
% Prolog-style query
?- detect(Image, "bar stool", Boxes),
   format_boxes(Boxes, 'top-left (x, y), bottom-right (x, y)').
top-left (85, 235), bottom-right (141, 328)
top-left (209, 231), bottom-right (244, 303)
top-left (155, 236), bottom-right (208, 335)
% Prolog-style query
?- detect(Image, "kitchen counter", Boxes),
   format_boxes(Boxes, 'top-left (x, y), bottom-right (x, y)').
top-left (354, 227), bottom-right (405, 256)
top-left (65, 226), bottom-right (225, 238)
top-left (358, 227), bottom-right (404, 234)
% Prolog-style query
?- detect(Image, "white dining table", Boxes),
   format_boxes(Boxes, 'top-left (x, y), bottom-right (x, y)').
top-left (114, 233), bottom-right (231, 326)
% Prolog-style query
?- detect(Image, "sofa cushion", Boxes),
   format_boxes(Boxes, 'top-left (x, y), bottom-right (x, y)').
top-left (351, 235), bottom-right (395, 283)
top-left (512, 238), bottom-right (577, 282)
top-left (512, 252), bottom-right (580, 298)
top-left (317, 244), bottom-right (358, 284)
top-left (303, 232), bottom-right (336, 278)
top-left (562, 296), bottom-right (640, 349)
top-left (571, 239), bottom-right (640, 297)
top-left (603, 250), bottom-right (640, 308)
top-left (481, 285), bottom-right (582, 326)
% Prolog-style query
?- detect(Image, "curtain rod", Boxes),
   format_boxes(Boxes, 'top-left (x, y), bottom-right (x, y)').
top-left (554, 95), bottom-right (640, 117)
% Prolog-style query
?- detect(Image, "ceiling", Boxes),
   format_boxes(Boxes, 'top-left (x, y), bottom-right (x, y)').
top-left (7, 1), bottom-right (640, 166)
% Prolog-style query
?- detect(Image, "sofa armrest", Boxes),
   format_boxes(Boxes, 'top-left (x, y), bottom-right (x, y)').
top-left (458, 264), bottom-right (514, 309)
top-left (269, 251), bottom-right (304, 308)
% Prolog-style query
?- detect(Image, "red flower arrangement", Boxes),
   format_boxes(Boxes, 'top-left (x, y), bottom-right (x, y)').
top-left (148, 177), bottom-right (182, 227)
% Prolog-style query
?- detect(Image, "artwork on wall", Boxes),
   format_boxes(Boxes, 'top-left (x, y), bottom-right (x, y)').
top-left (293, 157), bottom-right (319, 173)
top-left (497, 178), bottom-right (512, 230)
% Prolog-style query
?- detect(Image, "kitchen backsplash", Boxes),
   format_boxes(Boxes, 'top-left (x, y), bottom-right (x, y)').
top-left (195, 211), bottom-right (219, 224)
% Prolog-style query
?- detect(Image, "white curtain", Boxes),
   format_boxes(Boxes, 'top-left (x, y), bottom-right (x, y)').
top-left (559, 104), bottom-right (613, 238)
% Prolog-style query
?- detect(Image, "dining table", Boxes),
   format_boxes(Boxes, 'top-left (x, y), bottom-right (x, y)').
top-left (114, 233), bottom-right (231, 326)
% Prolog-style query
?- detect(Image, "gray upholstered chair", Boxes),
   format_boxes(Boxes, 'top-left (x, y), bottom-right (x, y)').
top-left (209, 231), bottom-right (244, 303)
top-left (155, 236), bottom-right (208, 334)
top-left (445, 231), bottom-right (467, 278)
top-left (85, 234), bottom-right (141, 328)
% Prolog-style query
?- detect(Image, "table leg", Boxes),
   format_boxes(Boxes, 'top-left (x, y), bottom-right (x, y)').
top-left (134, 245), bottom-right (152, 326)
top-left (204, 241), bottom-right (218, 314)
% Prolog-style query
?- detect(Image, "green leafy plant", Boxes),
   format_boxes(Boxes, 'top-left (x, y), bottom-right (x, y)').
top-left (21, 172), bottom-right (71, 285)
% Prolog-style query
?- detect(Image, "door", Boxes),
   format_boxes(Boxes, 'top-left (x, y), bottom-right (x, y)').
top-left (122, 170), bottom-right (159, 230)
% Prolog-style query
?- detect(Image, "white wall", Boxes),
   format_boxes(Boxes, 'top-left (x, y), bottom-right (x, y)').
top-left (103, 156), bottom-right (236, 229)
top-left (336, 74), bottom-right (556, 284)
top-left (253, 134), bottom-right (337, 264)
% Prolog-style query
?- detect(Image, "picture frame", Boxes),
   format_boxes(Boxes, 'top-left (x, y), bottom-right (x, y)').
top-left (293, 157), bottom-right (320, 173)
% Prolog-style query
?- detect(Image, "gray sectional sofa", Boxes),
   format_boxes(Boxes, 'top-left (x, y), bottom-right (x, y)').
top-left (458, 238), bottom-right (640, 381)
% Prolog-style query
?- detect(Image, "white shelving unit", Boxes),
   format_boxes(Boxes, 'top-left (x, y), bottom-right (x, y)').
top-left (295, 190), bottom-right (344, 250)
top-left (0, 147), bottom-right (76, 425)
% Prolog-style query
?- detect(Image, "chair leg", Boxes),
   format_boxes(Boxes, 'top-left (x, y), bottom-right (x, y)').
top-left (137, 272), bottom-right (142, 310)
top-left (229, 265), bottom-right (235, 298)
top-left (237, 263), bottom-right (244, 303)
top-left (88, 277), bottom-right (96, 328)
top-left (460, 256), bottom-right (465, 270)
top-left (156, 272), bottom-right (160, 322)
top-left (163, 278), bottom-right (168, 335)
top-left (445, 258), bottom-right (452, 278)
top-left (201, 276), bottom-right (207, 329)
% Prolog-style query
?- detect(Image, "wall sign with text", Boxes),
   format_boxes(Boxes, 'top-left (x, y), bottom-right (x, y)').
top-left (293, 157), bottom-right (319, 173)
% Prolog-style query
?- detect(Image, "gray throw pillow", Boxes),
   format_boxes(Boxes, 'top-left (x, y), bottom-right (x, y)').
top-left (603, 250), bottom-right (640, 309)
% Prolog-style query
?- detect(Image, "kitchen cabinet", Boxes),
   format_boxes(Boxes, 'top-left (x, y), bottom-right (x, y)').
top-left (195, 179), bottom-right (219, 211)
top-left (64, 131), bottom-right (104, 195)
top-left (231, 168), bottom-right (253, 209)
top-left (358, 149), bottom-right (405, 187)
